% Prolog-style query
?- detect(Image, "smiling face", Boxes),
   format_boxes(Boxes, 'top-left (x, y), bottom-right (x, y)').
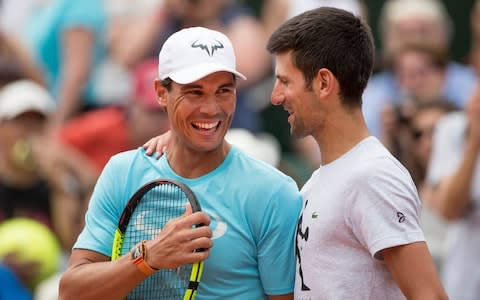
top-left (157, 71), bottom-right (236, 153)
top-left (271, 52), bottom-right (321, 138)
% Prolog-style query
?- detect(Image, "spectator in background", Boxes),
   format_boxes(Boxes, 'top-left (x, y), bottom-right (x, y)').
top-left (22, 0), bottom-right (107, 130)
top-left (408, 101), bottom-right (457, 194)
top-left (407, 101), bottom-right (456, 272)
top-left (0, 80), bottom-right (55, 226)
top-left (0, 75), bottom-right (90, 247)
top-left (363, 0), bottom-right (477, 138)
top-left (0, 78), bottom-right (60, 298)
top-left (380, 41), bottom-right (452, 161)
top-left (425, 80), bottom-right (480, 300)
top-left (392, 42), bottom-right (448, 105)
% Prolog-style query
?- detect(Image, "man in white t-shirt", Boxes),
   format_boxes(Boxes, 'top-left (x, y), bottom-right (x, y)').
top-left (266, 7), bottom-right (447, 299)
top-left (425, 81), bottom-right (480, 300)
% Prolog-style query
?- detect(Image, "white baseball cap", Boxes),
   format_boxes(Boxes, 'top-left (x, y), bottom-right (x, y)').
top-left (0, 80), bottom-right (56, 120)
top-left (158, 26), bottom-right (246, 84)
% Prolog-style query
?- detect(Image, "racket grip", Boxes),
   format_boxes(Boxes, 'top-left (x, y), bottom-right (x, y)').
top-left (195, 222), bottom-right (207, 252)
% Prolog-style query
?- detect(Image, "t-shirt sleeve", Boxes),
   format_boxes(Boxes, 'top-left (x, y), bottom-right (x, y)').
top-left (73, 156), bottom-right (127, 256)
top-left (62, 0), bottom-right (106, 32)
top-left (346, 161), bottom-right (425, 259)
top-left (256, 176), bottom-right (302, 295)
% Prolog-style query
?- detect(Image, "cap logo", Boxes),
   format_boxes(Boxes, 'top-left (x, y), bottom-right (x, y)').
top-left (191, 39), bottom-right (224, 57)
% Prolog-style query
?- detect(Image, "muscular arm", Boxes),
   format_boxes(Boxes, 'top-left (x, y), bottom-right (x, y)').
top-left (59, 250), bottom-right (146, 300)
top-left (381, 242), bottom-right (448, 300)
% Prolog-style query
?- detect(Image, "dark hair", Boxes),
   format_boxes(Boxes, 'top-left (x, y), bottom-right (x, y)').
top-left (160, 77), bottom-right (173, 91)
top-left (266, 7), bottom-right (375, 107)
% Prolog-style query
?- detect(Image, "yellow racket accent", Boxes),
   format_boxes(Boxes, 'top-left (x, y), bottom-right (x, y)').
top-left (183, 261), bottom-right (204, 300)
top-left (111, 229), bottom-right (124, 260)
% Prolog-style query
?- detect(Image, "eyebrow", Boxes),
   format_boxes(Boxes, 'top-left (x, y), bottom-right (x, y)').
top-left (180, 81), bottom-right (235, 91)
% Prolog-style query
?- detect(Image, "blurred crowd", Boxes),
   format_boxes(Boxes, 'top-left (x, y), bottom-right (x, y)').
top-left (0, 0), bottom-right (479, 299)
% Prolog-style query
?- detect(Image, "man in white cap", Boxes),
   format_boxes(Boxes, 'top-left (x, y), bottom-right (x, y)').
top-left (60, 27), bottom-right (301, 299)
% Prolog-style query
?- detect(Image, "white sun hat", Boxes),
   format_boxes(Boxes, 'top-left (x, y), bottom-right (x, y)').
top-left (0, 80), bottom-right (56, 120)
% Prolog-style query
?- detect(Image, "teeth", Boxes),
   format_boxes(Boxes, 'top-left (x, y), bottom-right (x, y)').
top-left (193, 121), bottom-right (219, 129)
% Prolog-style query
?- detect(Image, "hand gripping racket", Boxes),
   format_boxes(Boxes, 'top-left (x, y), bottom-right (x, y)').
top-left (111, 179), bottom-right (204, 300)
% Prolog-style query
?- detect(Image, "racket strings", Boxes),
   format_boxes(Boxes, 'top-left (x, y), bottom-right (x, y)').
top-left (122, 183), bottom-right (193, 300)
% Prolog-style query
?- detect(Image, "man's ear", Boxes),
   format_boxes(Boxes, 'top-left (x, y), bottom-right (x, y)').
top-left (154, 79), bottom-right (168, 108)
top-left (313, 68), bottom-right (336, 99)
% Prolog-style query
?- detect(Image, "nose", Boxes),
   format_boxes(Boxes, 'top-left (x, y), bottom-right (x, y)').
top-left (199, 94), bottom-right (221, 115)
top-left (271, 80), bottom-right (284, 106)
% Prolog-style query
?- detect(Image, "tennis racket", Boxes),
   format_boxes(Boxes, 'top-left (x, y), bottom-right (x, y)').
top-left (111, 179), bottom-right (204, 300)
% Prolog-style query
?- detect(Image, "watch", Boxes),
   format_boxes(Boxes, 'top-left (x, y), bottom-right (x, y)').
top-left (130, 240), bottom-right (158, 276)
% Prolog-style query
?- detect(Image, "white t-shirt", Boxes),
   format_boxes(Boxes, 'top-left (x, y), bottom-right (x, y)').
top-left (426, 112), bottom-right (480, 300)
top-left (294, 136), bottom-right (425, 300)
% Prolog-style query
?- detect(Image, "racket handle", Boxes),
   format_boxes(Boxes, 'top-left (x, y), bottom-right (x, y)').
top-left (195, 223), bottom-right (207, 252)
